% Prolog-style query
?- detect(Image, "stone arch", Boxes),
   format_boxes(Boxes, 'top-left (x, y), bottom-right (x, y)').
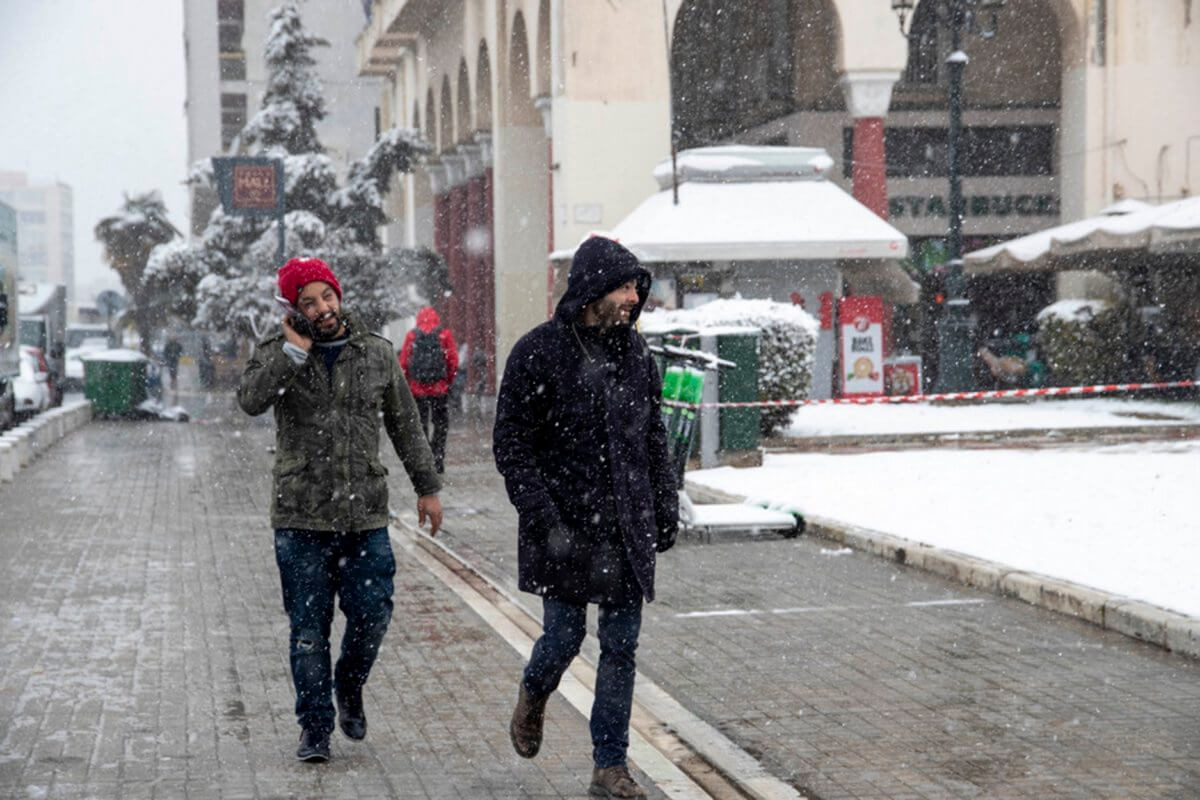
top-left (457, 57), bottom-right (473, 141)
top-left (477, 40), bottom-right (493, 131)
top-left (671, 0), bottom-right (844, 150)
top-left (507, 11), bottom-right (540, 126)
top-left (440, 75), bottom-right (453, 153)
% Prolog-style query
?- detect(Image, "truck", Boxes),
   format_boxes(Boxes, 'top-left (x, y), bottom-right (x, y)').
top-left (0, 201), bottom-right (17, 429)
top-left (17, 281), bottom-right (67, 407)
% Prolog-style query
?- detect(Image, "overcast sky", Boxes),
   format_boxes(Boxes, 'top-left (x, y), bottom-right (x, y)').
top-left (0, 0), bottom-right (188, 300)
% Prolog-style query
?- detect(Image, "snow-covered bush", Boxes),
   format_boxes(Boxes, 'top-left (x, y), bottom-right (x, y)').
top-left (1035, 299), bottom-right (1131, 385)
top-left (641, 297), bottom-right (817, 436)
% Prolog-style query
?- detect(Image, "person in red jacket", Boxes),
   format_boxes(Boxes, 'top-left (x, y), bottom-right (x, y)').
top-left (399, 306), bottom-right (458, 474)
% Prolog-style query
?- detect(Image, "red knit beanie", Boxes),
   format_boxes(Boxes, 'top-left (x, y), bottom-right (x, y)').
top-left (277, 258), bottom-right (342, 305)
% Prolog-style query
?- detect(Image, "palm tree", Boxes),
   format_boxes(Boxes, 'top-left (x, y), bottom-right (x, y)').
top-left (94, 192), bottom-right (180, 355)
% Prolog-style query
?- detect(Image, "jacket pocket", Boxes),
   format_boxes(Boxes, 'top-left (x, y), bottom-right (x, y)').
top-left (272, 454), bottom-right (311, 518)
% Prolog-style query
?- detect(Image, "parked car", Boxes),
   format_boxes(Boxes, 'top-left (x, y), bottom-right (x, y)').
top-left (14, 345), bottom-right (51, 419)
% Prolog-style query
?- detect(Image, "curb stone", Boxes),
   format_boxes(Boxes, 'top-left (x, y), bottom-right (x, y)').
top-left (686, 479), bottom-right (1200, 660)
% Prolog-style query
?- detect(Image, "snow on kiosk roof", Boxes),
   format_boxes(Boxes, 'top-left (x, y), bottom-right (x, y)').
top-left (551, 146), bottom-right (909, 264)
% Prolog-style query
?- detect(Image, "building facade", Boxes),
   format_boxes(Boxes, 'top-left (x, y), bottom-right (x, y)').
top-left (0, 172), bottom-right (74, 302)
top-left (358, 0), bottom-right (1198, 387)
top-left (184, 0), bottom-right (384, 236)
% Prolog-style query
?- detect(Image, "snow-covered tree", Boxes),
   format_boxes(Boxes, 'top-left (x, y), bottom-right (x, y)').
top-left (94, 191), bottom-right (181, 354)
top-left (171, 1), bottom-right (434, 340)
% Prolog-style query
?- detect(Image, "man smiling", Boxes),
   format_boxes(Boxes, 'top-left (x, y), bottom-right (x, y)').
top-left (238, 257), bottom-right (443, 763)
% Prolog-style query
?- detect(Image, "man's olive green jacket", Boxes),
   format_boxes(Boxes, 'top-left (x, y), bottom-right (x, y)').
top-left (237, 316), bottom-right (441, 532)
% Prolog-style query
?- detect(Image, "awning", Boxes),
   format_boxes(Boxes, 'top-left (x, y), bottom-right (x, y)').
top-left (551, 146), bottom-right (908, 263)
top-left (964, 197), bottom-right (1200, 273)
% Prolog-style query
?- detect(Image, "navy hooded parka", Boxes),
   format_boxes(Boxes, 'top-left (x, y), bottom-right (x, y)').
top-left (493, 237), bottom-right (678, 605)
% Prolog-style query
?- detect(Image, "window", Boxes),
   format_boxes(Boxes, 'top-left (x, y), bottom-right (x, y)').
top-left (903, 3), bottom-right (941, 85)
top-left (217, 0), bottom-right (245, 80)
top-left (843, 125), bottom-right (1055, 178)
top-left (221, 93), bottom-right (247, 150)
top-left (220, 53), bottom-right (246, 81)
top-left (217, 0), bottom-right (244, 51)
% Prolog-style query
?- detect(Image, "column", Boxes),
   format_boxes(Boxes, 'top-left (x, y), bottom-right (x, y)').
top-left (425, 160), bottom-right (451, 319)
top-left (534, 94), bottom-right (554, 319)
top-left (839, 71), bottom-right (900, 220)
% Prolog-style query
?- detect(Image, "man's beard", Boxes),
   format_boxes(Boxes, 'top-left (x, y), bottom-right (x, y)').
top-left (592, 297), bottom-right (635, 328)
top-left (311, 310), bottom-right (344, 341)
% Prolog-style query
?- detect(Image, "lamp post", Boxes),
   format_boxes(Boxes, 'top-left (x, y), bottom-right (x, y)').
top-left (892, 0), bottom-right (1003, 392)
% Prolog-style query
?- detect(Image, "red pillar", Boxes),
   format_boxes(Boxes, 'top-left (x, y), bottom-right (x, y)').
top-left (852, 116), bottom-right (889, 220)
top-left (482, 166), bottom-right (496, 394)
top-left (448, 184), bottom-right (468, 339)
top-left (433, 191), bottom-right (451, 319)
top-left (465, 175), bottom-right (484, 392)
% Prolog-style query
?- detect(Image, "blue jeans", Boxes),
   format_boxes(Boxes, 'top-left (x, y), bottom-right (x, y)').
top-left (274, 528), bottom-right (396, 733)
top-left (523, 597), bottom-right (643, 768)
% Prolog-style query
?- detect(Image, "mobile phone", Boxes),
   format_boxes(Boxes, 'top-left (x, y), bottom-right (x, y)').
top-left (274, 294), bottom-right (318, 339)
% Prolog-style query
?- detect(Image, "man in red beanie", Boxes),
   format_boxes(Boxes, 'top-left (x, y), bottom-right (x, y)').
top-left (238, 257), bottom-right (444, 763)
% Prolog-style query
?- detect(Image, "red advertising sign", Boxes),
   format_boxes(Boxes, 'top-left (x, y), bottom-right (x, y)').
top-left (839, 295), bottom-right (885, 397)
top-left (232, 165), bottom-right (279, 210)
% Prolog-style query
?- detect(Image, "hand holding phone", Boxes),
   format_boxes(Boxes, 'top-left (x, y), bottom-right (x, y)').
top-left (275, 294), bottom-right (318, 345)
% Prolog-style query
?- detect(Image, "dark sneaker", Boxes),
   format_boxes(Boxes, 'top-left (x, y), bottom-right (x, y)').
top-left (589, 765), bottom-right (647, 798)
top-left (296, 728), bottom-right (330, 762)
top-left (336, 687), bottom-right (367, 741)
top-left (508, 683), bottom-right (549, 758)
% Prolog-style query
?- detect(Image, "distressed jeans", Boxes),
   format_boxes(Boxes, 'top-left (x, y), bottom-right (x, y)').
top-left (522, 597), bottom-right (643, 768)
top-left (274, 528), bottom-right (396, 734)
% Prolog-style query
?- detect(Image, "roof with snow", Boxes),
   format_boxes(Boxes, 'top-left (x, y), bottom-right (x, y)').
top-left (551, 146), bottom-right (909, 264)
top-left (965, 196), bottom-right (1200, 273)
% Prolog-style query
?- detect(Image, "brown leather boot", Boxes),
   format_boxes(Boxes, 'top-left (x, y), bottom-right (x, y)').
top-left (588, 765), bottom-right (647, 798)
top-left (508, 683), bottom-right (549, 758)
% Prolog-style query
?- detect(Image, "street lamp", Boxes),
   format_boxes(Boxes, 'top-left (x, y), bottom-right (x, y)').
top-left (892, 0), bottom-right (1004, 392)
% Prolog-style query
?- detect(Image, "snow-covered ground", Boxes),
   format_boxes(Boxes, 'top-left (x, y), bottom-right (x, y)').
top-left (787, 397), bottom-right (1200, 437)
top-left (691, 399), bottom-right (1200, 618)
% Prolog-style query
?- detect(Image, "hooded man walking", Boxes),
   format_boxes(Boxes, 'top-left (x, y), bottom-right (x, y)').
top-left (238, 257), bottom-right (443, 763)
top-left (399, 306), bottom-right (458, 474)
top-left (493, 236), bottom-right (678, 798)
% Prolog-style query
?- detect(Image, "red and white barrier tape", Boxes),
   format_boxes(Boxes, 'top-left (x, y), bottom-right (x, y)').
top-left (662, 380), bottom-right (1197, 409)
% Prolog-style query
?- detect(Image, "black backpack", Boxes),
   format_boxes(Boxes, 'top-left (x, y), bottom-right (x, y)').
top-left (410, 328), bottom-right (447, 382)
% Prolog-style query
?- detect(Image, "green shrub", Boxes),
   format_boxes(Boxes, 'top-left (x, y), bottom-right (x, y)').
top-left (1035, 299), bottom-right (1130, 385)
top-left (641, 298), bottom-right (817, 436)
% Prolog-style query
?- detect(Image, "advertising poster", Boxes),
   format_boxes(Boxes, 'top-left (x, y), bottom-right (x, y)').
top-left (839, 295), bottom-right (884, 397)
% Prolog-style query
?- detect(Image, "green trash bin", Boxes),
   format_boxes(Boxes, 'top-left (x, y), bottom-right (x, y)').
top-left (716, 330), bottom-right (760, 451)
top-left (82, 350), bottom-right (148, 416)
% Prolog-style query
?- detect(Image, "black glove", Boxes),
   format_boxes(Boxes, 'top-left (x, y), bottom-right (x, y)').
top-left (656, 525), bottom-right (677, 554)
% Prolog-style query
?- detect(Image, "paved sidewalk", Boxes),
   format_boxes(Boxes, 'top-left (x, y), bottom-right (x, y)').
top-left (0, 403), bottom-right (662, 799)
top-left (410, 422), bottom-right (1200, 800)
top-left (4, 378), bottom-right (1199, 799)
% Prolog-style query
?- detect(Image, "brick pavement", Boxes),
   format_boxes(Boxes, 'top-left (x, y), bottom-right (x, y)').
top-left (4, 371), bottom-right (1200, 799)
top-left (0, 383), bottom-right (666, 799)
top-left (409, 424), bottom-right (1200, 800)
